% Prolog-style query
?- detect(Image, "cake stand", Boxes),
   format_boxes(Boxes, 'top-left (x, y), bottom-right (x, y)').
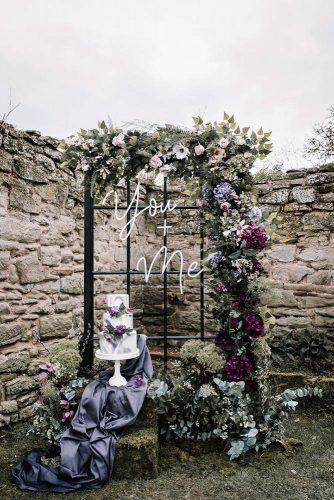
top-left (95, 349), bottom-right (140, 387)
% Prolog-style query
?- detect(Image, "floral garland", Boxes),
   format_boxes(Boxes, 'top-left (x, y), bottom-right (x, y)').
top-left (61, 113), bottom-right (272, 383)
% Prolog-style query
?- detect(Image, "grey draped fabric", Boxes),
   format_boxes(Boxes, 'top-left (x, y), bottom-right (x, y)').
top-left (12, 334), bottom-right (153, 493)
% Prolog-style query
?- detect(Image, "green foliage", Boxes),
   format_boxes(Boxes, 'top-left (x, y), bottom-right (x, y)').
top-left (253, 163), bottom-right (285, 182)
top-left (269, 330), bottom-right (331, 373)
top-left (49, 339), bottom-right (82, 381)
top-left (180, 340), bottom-right (226, 373)
top-left (148, 341), bottom-right (322, 460)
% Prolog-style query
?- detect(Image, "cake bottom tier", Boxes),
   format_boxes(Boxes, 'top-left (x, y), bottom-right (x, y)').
top-left (99, 330), bottom-right (137, 355)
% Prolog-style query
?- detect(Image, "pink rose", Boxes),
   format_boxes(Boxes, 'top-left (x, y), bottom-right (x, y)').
top-left (194, 144), bottom-right (205, 156)
top-left (112, 134), bottom-right (125, 147)
top-left (220, 202), bottom-right (231, 212)
top-left (149, 154), bottom-right (163, 169)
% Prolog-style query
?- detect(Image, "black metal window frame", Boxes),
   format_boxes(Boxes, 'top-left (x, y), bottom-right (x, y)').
top-left (83, 177), bottom-right (215, 369)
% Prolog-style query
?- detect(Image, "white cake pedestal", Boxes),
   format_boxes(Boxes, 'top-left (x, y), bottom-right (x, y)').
top-left (95, 349), bottom-right (140, 387)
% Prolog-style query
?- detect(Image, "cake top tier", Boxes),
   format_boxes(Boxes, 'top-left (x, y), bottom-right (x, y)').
top-left (106, 294), bottom-right (129, 309)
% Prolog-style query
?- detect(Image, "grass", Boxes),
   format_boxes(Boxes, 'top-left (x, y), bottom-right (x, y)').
top-left (0, 407), bottom-right (333, 499)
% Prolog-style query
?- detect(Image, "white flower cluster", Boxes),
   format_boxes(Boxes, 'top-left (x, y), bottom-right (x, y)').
top-left (198, 384), bottom-right (217, 399)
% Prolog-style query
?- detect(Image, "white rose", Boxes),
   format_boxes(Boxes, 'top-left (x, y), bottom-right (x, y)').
top-left (236, 136), bottom-right (246, 146)
top-left (219, 137), bottom-right (229, 148)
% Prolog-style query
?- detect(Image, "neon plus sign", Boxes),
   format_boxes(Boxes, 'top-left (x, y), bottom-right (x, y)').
top-left (157, 220), bottom-right (172, 236)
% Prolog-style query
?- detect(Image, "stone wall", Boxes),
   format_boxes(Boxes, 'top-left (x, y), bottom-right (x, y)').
top-left (0, 123), bottom-right (333, 426)
top-left (0, 123), bottom-right (147, 427)
top-left (257, 166), bottom-right (334, 371)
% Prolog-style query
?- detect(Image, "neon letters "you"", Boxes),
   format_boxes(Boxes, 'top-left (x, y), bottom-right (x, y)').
top-left (113, 182), bottom-right (203, 293)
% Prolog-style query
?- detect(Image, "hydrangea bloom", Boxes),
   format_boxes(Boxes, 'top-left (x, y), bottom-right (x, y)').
top-left (225, 354), bottom-right (253, 381)
top-left (202, 183), bottom-right (212, 201)
top-left (213, 182), bottom-right (236, 202)
top-left (243, 312), bottom-right (264, 336)
top-left (241, 222), bottom-right (267, 250)
top-left (208, 251), bottom-right (223, 267)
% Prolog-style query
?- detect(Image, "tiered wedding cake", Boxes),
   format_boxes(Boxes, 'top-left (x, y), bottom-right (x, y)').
top-left (98, 294), bottom-right (137, 356)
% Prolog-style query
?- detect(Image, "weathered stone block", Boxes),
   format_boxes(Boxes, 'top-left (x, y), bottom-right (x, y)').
top-left (0, 217), bottom-right (41, 243)
top-left (260, 189), bottom-right (289, 204)
top-left (14, 156), bottom-right (48, 183)
top-left (307, 270), bottom-right (333, 286)
top-left (0, 185), bottom-right (9, 216)
top-left (307, 172), bottom-right (334, 185)
top-left (39, 313), bottom-right (72, 338)
top-left (40, 245), bottom-right (61, 266)
top-left (9, 180), bottom-right (41, 214)
top-left (0, 322), bottom-right (26, 347)
top-left (0, 150), bottom-right (14, 172)
top-left (267, 244), bottom-right (296, 262)
top-left (5, 376), bottom-right (39, 398)
top-left (302, 212), bottom-right (334, 231)
top-left (272, 264), bottom-right (314, 283)
top-left (276, 316), bottom-right (310, 327)
top-left (19, 404), bottom-right (35, 420)
top-left (16, 253), bottom-right (45, 284)
top-left (37, 183), bottom-right (68, 206)
top-left (261, 289), bottom-right (298, 307)
top-left (291, 186), bottom-right (315, 204)
top-left (0, 351), bottom-right (30, 373)
top-left (60, 274), bottom-right (83, 295)
top-left (0, 400), bottom-right (18, 414)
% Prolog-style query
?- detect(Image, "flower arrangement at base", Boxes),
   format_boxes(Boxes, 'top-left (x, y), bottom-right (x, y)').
top-left (27, 340), bottom-right (89, 449)
top-left (148, 340), bottom-right (322, 460)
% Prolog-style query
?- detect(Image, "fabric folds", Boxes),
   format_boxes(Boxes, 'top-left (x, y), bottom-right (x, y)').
top-left (12, 334), bottom-right (153, 493)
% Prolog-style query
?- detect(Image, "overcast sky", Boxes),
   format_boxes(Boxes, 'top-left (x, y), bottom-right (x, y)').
top-left (1, 0), bottom-right (333, 168)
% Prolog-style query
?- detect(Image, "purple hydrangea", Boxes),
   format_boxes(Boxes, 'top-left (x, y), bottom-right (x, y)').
top-left (213, 182), bottom-right (236, 203)
top-left (202, 183), bottom-right (212, 201)
top-left (208, 251), bottom-right (223, 267)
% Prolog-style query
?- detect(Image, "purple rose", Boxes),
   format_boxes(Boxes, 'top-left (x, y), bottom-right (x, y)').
top-left (215, 331), bottom-right (235, 353)
top-left (243, 312), bottom-right (264, 336)
top-left (108, 306), bottom-right (119, 317)
top-left (115, 324), bottom-right (126, 335)
top-left (230, 317), bottom-right (240, 329)
top-left (225, 354), bottom-right (253, 381)
top-left (60, 399), bottom-right (70, 411)
top-left (241, 222), bottom-right (267, 251)
top-left (134, 374), bottom-right (143, 387)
